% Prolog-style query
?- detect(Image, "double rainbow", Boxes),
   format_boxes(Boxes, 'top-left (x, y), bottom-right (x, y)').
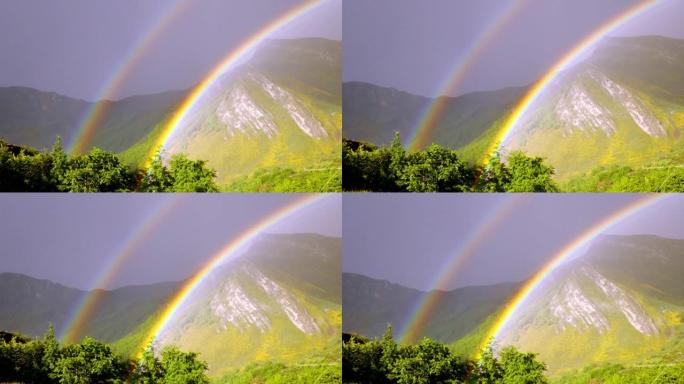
top-left (68, 0), bottom-right (191, 154)
top-left (408, 0), bottom-right (527, 151)
top-left (400, 196), bottom-right (524, 343)
top-left (61, 196), bottom-right (185, 343)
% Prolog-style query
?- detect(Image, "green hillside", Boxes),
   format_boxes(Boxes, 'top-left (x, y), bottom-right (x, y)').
top-left (155, 233), bottom-right (341, 377)
top-left (497, 235), bottom-right (684, 376)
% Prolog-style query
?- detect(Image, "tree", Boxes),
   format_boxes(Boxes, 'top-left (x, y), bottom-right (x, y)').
top-left (131, 345), bottom-right (166, 384)
top-left (160, 346), bottom-right (210, 384)
top-left (61, 148), bottom-right (134, 192)
top-left (478, 152), bottom-right (511, 192)
top-left (166, 154), bottom-right (218, 192)
top-left (50, 136), bottom-right (68, 188)
top-left (398, 144), bottom-right (473, 192)
top-left (499, 347), bottom-right (547, 384)
top-left (50, 337), bottom-right (125, 384)
top-left (506, 151), bottom-right (558, 192)
top-left (474, 341), bottom-right (503, 384)
top-left (139, 150), bottom-right (172, 192)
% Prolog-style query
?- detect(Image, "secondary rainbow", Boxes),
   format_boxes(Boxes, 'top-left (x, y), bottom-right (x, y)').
top-left (476, 194), bottom-right (668, 358)
top-left (133, 193), bottom-right (325, 359)
top-left (408, 0), bottom-right (527, 151)
top-left (68, 0), bottom-right (192, 154)
top-left (141, 0), bottom-right (326, 170)
top-left (481, 0), bottom-right (662, 165)
top-left (400, 196), bottom-right (524, 344)
top-left (61, 196), bottom-right (184, 343)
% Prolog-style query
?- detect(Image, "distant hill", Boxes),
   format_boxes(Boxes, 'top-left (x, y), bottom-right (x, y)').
top-left (342, 272), bottom-right (517, 344)
top-left (343, 81), bottom-right (523, 148)
top-left (0, 272), bottom-right (179, 343)
top-left (0, 86), bottom-right (185, 152)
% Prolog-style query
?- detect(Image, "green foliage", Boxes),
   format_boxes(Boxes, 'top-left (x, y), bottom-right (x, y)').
top-left (60, 148), bottom-right (134, 192)
top-left (343, 326), bottom-right (547, 383)
top-left (554, 362), bottom-right (684, 384)
top-left (225, 164), bottom-right (342, 192)
top-left (51, 337), bottom-right (126, 384)
top-left (342, 133), bottom-right (559, 192)
top-left (498, 347), bottom-right (548, 384)
top-left (562, 162), bottom-right (684, 192)
top-left (159, 346), bottom-right (210, 384)
top-left (504, 151), bottom-right (559, 192)
top-left (131, 345), bottom-right (210, 384)
top-left (215, 361), bottom-right (341, 384)
top-left (474, 342), bottom-right (503, 384)
top-left (0, 137), bottom-right (219, 192)
top-left (0, 326), bottom-right (210, 384)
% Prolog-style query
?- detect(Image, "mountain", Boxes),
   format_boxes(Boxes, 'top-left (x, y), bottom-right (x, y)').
top-left (342, 273), bottom-right (517, 344)
top-left (498, 234), bottom-right (684, 375)
top-left (343, 81), bottom-right (523, 148)
top-left (153, 233), bottom-right (341, 376)
top-left (0, 272), bottom-right (179, 343)
top-left (0, 86), bottom-right (184, 152)
top-left (123, 38), bottom-right (342, 184)
top-left (0, 38), bottom-right (341, 185)
top-left (497, 36), bottom-right (684, 180)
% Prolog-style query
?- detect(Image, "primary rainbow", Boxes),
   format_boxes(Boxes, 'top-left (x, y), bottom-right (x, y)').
top-left (133, 193), bottom-right (325, 359)
top-left (400, 196), bottom-right (524, 344)
top-left (408, 0), bottom-right (527, 151)
top-left (68, 0), bottom-right (192, 154)
top-left (476, 194), bottom-right (668, 358)
top-left (481, 0), bottom-right (662, 165)
top-left (61, 196), bottom-right (184, 343)
top-left (141, 0), bottom-right (326, 170)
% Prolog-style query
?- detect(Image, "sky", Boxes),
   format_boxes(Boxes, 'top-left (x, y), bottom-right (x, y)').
top-left (0, 0), bottom-right (341, 101)
top-left (0, 194), bottom-right (341, 290)
top-left (343, 0), bottom-right (684, 98)
top-left (343, 194), bottom-right (684, 291)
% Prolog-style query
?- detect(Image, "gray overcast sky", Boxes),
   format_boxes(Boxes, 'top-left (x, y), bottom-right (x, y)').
top-left (0, 194), bottom-right (340, 290)
top-left (343, 194), bottom-right (684, 291)
top-left (0, 0), bottom-right (341, 101)
top-left (343, 0), bottom-right (684, 97)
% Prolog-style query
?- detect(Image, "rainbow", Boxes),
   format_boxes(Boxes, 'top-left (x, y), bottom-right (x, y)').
top-left (141, 0), bottom-right (326, 170)
top-left (61, 196), bottom-right (184, 343)
top-left (476, 193), bottom-right (668, 358)
top-left (481, 0), bottom-right (663, 165)
top-left (400, 196), bottom-right (524, 344)
top-left (68, 0), bottom-right (192, 154)
top-left (133, 193), bottom-right (326, 359)
top-left (408, 0), bottom-right (527, 151)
